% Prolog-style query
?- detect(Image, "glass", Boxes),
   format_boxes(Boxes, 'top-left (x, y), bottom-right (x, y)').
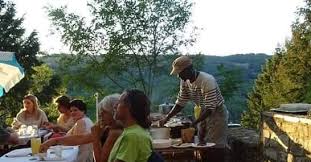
top-left (31, 137), bottom-right (41, 155)
top-left (18, 124), bottom-right (27, 136)
top-left (31, 125), bottom-right (38, 137)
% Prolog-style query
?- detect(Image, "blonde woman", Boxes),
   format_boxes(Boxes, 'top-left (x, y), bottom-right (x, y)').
top-left (12, 94), bottom-right (48, 129)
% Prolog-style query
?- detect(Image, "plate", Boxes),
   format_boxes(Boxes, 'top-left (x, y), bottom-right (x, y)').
top-left (192, 143), bottom-right (216, 148)
top-left (152, 139), bottom-right (171, 149)
top-left (172, 143), bottom-right (193, 148)
top-left (38, 157), bottom-right (64, 161)
top-left (50, 145), bottom-right (75, 150)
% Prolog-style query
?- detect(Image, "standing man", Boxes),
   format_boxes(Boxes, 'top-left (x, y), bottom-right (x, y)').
top-left (159, 56), bottom-right (228, 162)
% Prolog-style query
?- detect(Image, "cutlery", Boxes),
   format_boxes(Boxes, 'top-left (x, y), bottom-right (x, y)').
top-left (5, 153), bottom-right (32, 158)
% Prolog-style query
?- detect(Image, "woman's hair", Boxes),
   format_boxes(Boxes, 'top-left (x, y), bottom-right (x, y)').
top-left (23, 94), bottom-right (39, 111)
top-left (98, 94), bottom-right (120, 115)
top-left (69, 99), bottom-right (87, 113)
top-left (123, 89), bottom-right (151, 129)
top-left (55, 95), bottom-right (71, 109)
top-left (22, 94), bottom-right (40, 119)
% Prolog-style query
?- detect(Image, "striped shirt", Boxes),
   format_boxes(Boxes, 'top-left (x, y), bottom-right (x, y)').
top-left (176, 71), bottom-right (224, 110)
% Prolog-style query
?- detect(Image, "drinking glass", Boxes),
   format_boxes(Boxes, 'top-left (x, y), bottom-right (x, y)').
top-left (31, 137), bottom-right (41, 155)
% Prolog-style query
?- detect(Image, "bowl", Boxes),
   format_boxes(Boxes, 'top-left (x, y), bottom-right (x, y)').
top-left (150, 127), bottom-right (170, 139)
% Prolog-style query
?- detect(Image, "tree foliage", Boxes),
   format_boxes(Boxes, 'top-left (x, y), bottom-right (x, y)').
top-left (47, 0), bottom-right (196, 98)
top-left (242, 0), bottom-right (311, 129)
top-left (0, 1), bottom-right (63, 126)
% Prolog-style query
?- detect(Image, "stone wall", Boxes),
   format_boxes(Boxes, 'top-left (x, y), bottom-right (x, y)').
top-left (261, 112), bottom-right (311, 162)
top-left (227, 127), bottom-right (261, 162)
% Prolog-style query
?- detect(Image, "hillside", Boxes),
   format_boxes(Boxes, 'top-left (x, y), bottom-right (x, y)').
top-left (40, 53), bottom-right (271, 123)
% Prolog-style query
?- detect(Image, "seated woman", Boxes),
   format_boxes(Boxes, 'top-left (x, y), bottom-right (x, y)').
top-left (12, 94), bottom-right (48, 129)
top-left (66, 99), bottom-right (94, 162)
top-left (40, 94), bottom-right (122, 162)
top-left (43, 95), bottom-right (75, 132)
top-left (108, 89), bottom-right (152, 162)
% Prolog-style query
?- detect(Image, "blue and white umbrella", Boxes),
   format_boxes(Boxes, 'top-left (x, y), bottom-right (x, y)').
top-left (0, 51), bottom-right (25, 97)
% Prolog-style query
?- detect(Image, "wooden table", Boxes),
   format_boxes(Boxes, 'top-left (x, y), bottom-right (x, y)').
top-left (155, 144), bottom-right (223, 162)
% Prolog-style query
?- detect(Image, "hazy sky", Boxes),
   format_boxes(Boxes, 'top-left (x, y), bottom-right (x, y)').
top-left (12, 0), bottom-right (304, 56)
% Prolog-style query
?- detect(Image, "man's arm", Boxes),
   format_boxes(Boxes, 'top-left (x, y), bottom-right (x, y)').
top-left (167, 104), bottom-right (184, 120)
top-left (159, 104), bottom-right (183, 126)
top-left (0, 128), bottom-right (18, 145)
top-left (159, 80), bottom-right (190, 126)
top-left (0, 128), bottom-right (10, 144)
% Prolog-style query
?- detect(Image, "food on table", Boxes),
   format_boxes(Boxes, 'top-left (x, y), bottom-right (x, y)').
top-left (181, 127), bottom-right (195, 143)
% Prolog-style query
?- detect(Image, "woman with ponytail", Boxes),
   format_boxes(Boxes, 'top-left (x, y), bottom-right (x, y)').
top-left (108, 89), bottom-right (152, 162)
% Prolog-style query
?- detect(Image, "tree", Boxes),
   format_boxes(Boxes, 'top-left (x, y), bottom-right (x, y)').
top-left (215, 64), bottom-right (243, 123)
top-left (0, 1), bottom-right (63, 125)
top-left (242, 0), bottom-right (311, 129)
top-left (47, 0), bottom-right (196, 98)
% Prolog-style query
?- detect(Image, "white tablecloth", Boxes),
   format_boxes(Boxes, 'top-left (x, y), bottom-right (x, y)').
top-left (0, 146), bottom-right (79, 162)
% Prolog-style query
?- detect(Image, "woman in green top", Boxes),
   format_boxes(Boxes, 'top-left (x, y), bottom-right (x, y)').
top-left (109, 89), bottom-right (152, 162)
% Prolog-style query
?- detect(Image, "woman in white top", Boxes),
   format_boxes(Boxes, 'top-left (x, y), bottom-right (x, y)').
top-left (43, 95), bottom-right (75, 132)
top-left (67, 99), bottom-right (94, 162)
top-left (12, 94), bottom-right (48, 129)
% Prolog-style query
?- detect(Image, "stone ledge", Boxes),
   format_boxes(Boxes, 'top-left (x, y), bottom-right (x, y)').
top-left (262, 111), bottom-right (311, 162)
top-left (263, 111), bottom-right (311, 124)
top-left (227, 127), bottom-right (261, 162)
top-left (228, 127), bottom-right (259, 146)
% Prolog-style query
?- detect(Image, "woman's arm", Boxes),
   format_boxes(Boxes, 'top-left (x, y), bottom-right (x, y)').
top-left (11, 112), bottom-right (23, 129)
top-left (40, 134), bottom-right (93, 152)
top-left (99, 129), bottom-right (122, 162)
top-left (40, 110), bottom-right (49, 128)
top-left (58, 134), bottom-right (93, 145)
top-left (92, 124), bottom-right (103, 162)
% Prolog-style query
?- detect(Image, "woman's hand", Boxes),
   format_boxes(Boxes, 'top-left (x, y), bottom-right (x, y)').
top-left (42, 122), bottom-right (55, 129)
top-left (39, 139), bottom-right (56, 153)
top-left (91, 122), bottom-right (103, 140)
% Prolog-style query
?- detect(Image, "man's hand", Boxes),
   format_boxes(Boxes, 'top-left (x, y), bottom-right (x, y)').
top-left (158, 104), bottom-right (184, 127)
top-left (7, 132), bottom-right (19, 144)
top-left (158, 116), bottom-right (169, 127)
top-left (190, 121), bottom-right (198, 128)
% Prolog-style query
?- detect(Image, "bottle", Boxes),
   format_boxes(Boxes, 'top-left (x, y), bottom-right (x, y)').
top-left (194, 105), bottom-right (201, 120)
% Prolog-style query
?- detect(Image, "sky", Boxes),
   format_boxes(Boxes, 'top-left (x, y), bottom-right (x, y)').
top-left (12, 0), bottom-right (305, 56)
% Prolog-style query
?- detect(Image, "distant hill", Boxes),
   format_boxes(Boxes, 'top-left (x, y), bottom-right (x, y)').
top-left (201, 53), bottom-right (269, 79)
top-left (40, 53), bottom-right (271, 123)
top-left (40, 53), bottom-right (270, 81)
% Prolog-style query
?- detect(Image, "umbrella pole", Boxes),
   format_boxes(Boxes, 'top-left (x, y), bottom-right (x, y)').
top-left (95, 92), bottom-right (99, 122)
